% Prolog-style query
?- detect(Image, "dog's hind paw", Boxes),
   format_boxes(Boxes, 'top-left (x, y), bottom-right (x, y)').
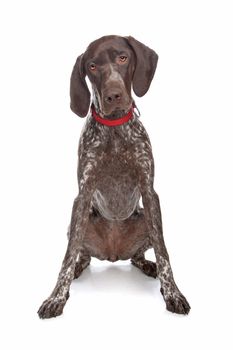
top-left (37, 294), bottom-right (69, 319)
top-left (131, 258), bottom-right (157, 278)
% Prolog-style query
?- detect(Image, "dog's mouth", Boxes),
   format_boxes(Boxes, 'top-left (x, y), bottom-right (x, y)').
top-left (104, 107), bottom-right (129, 120)
top-left (93, 86), bottom-right (132, 119)
top-left (102, 100), bottom-right (133, 119)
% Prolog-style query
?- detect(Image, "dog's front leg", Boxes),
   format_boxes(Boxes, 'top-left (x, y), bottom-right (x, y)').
top-left (38, 185), bottom-right (94, 319)
top-left (141, 185), bottom-right (191, 315)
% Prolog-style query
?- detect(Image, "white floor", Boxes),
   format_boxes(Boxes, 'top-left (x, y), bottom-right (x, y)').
top-left (2, 243), bottom-right (231, 350)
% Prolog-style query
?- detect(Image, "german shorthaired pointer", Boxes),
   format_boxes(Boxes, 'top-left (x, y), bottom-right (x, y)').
top-left (38, 35), bottom-right (190, 318)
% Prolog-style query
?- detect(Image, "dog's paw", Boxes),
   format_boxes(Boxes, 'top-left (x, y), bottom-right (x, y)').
top-left (131, 258), bottom-right (157, 278)
top-left (142, 260), bottom-right (157, 278)
top-left (161, 288), bottom-right (191, 315)
top-left (37, 295), bottom-right (68, 319)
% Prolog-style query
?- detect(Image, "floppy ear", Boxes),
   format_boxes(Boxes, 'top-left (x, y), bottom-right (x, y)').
top-left (70, 54), bottom-right (90, 117)
top-left (126, 36), bottom-right (158, 97)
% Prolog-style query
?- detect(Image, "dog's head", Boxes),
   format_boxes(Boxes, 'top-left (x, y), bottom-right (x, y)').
top-left (70, 35), bottom-right (158, 118)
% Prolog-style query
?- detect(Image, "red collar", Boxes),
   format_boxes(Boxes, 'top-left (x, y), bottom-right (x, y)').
top-left (91, 105), bottom-right (134, 126)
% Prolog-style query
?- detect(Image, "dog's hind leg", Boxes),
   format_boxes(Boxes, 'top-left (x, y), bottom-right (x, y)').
top-left (131, 251), bottom-right (157, 278)
top-left (74, 251), bottom-right (91, 279)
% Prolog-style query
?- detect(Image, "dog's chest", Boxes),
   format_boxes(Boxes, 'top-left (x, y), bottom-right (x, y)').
top-left (106, 127), bottom-right (130, 152)
top-left (111, 137), bottom-right (121, 154)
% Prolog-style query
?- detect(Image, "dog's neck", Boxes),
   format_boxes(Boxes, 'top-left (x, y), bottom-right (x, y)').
top-left (91, 104), bottom-right (134, 127)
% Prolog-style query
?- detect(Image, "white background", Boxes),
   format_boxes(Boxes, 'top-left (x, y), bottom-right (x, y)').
top-left (0, 0), bottom-right (232, 349)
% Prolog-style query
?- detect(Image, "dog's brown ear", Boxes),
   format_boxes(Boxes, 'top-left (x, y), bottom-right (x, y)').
top-left (126, 36), bottom-right (158, 97)
top-left (70, 54), bottom-right (90, 117)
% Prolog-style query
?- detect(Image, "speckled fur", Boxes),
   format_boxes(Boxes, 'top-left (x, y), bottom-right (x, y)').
top-left (38, 35), bottom-right (190, 319)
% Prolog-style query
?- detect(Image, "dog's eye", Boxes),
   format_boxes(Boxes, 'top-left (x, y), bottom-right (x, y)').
top-left (89, 63), bottom-right (97, 71)
top-left (118, 56), bottom-right (128, 63)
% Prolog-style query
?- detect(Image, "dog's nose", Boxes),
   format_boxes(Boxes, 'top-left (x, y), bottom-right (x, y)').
top-left (104, 90), bottom-right (122, 104)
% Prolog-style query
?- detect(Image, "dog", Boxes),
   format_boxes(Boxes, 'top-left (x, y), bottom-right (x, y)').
top-left (38, 35), bottom-right (190, 318)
